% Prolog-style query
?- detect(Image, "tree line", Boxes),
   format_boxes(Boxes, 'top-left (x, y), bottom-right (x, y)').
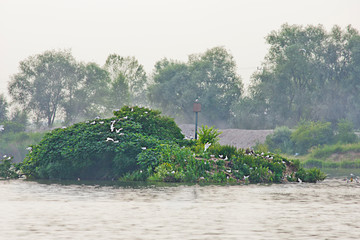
top-left (1, 24), bottom-right (360, 130)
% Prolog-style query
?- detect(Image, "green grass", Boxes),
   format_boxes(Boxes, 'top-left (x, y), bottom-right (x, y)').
top-left (308, 142), bottom-right (360, 159)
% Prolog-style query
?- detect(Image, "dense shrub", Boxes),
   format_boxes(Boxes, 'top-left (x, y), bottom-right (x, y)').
top-left (291, 120), bottom-right (334, 154)
top-left (0, 155), bottom-right (18, 179)
top-left (335, 119), bottom-right (358, 144)
top-left (265, 126), bottom-right (293, 154)
top-left (295, 168), bottom-right (326, 183)
top-left (197, 125), bottom-right (222, 145)
top-left (16, 106), bottom-right (325, 184)
top-left (19, 106), bottom-right (184, 180)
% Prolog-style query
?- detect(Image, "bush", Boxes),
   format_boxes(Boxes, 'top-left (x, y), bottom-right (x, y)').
top-left (291, 120), bottom-right (334, 155)
top-left (209, 144), bottom-right (238, 159)
top-left (197, 125), bottom-right (222, 145)
top-left (19, 106), bottom-right (185, 180)
top-left (0, 155), bottom-right (18, 179)
top-left (335, 119), bottom-right (358, 144)
top-left (295, 168), bottom-right (326, 183)
top-left (265, 126), bottom-right (293, 154)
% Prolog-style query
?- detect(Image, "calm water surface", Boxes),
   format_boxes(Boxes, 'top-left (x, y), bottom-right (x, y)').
top-left (1, 178), bottom-right (359, 239)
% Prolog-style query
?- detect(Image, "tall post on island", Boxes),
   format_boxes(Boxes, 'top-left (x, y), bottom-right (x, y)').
top-left (193, 99), bottom-right (201, 140)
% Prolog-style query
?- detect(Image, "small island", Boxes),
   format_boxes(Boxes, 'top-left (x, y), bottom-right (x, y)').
top-left (9, 106), bottom-right (325, 183)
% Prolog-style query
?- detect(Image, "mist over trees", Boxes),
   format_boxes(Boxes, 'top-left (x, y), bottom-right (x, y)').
top-left (233, 24), bottom-right (360, 129)
top-left (148, 47), bottom-right (243, 127)
top-left (3, 24), bottom-right (360, 130)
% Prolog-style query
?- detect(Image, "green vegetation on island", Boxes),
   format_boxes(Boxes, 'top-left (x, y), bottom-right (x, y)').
top-left (5, 106), bottom-right (325, 183)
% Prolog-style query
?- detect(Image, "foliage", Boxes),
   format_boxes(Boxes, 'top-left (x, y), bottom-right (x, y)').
top-left (295, 168), bottom-right (326, 183)
top-left (19, 106), bottom-right (184, 180)
top-left (8, 50), bottom-right (78, 127)
top-left (113, 106), bottom-right (184, 141)
top-left (309, 142), bottom-right (360, 159)
top-left (208, 144), bottom-right (238, 159)
top-left (253, 142), bottom-right (269, 154)
top-left (291, 120), bottom-right (334, 155)
top-left (0, 94), bottom-right (8, 122)
top-left (0, 155), bottom-right (18, 179)
top-left (197, 125), bottom-right (222, 145)
top-left (233, 24), bottom-right (360, 129)
top-left (0, 121), bottom-right (26, 134)
top-left (265, 126), bottom-right (293, 154)
top-left (335, 119), bottom-right (358, 144)
top-left (148, 47), bottom-right (243, 125)
top-left (104, 54), bottom-right (148, 106)
top-left (0, 131), bottom-right (44, 163)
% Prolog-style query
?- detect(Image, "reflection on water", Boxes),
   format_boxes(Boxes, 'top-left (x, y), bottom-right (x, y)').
top-left (1, 178), bottom-right (359, 239)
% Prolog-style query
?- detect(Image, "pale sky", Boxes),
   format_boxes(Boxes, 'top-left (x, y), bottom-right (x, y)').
top-left (1, 0), bottom-right (360, 98)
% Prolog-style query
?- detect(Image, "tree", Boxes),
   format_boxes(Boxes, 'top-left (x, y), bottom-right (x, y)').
top-left (61, 62), bottom-right (111, 123)
top-left (104, 54), bottom-right (148, 106)
top-left (8, 50), bottom-right (78, 127)
top-left (148, 59), bottom-right (194, 122)
top-left (149, 47), bottom-right (243, 126)
top-left (189, 47), bottom-right (243, 126)
top-left (0, 94), bottom-right (8, 122)
top-left (241, 24), bottom-right (360, 129)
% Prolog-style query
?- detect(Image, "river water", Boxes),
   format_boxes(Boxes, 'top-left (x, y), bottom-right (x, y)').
top-left (1, 178), bottom-right (359, 239)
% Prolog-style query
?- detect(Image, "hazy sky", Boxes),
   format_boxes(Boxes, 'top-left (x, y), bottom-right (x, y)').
top-left (1, 0), bottom-right (360, 98)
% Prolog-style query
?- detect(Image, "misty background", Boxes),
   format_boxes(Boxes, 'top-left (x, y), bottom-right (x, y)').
top-left (1, 0), bottom-right (360, 130)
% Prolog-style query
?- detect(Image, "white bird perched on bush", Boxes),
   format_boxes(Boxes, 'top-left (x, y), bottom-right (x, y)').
top-left (26, 147), bottom-right (32, 152)
top-left (0, 125), bottom-right (4, 131)
top-left (204, 142), bottom-right (211, 151)
top-left (110, 120), bottom-right (116, 132)
top-left (106, 137), bottom-right (114, 142)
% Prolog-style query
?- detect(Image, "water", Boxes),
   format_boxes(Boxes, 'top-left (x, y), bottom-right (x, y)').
top-left (1, 178), bottom-right (359, 239)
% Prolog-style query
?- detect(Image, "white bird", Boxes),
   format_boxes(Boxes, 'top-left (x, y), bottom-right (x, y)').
top-left (131, 108), bottom-right (134, 112)
top-left (99, 121), bottom-right (104, 124)
top-left (90, 121), bottom-right (96, 125)
top-left (106, 137), bottom-right (114, 142)
top-left (204, 142), bottom-right (211, 151)
top-left (0, 125), bottom-right (4, 131)
top-left (114, 140), bottom-right (119, 143)
top-left (298, 178), bottom-right (302, 183)
top-left (119, 133), bottom-right (125, 136)
top-left (116, 128), bottom-right (123, 133)
top-left (141, 147), bottom-right (147, 150)
top-left (123, 116), bottom-right (128, 120)
top-left (110, 120), bottom-right (116, 132)
top-left (26, 147), bottom-right (32, 151)
top-left (95, 116), bottom-right (100, 120)
top-left (219, 155), bottom-right (223, 158)
top-left (224, 156), bottom-right (228, 160)
top-left (244, 175), bottom-right (249, 179)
